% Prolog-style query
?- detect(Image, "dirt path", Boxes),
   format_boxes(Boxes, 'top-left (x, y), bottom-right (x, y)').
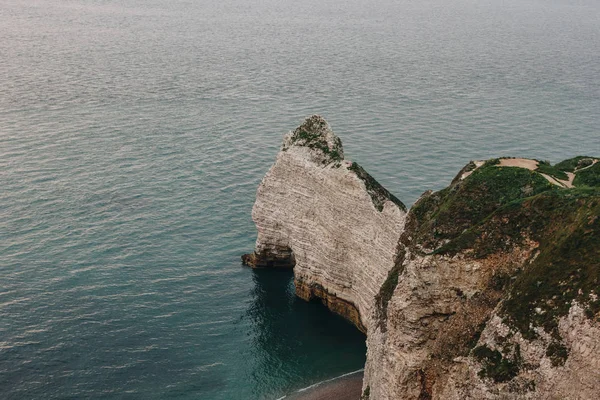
top-left (498, 158), bottom-right (573, 188)
top-left (498, 158), bottom-right (539, 170)
top-left (460, 157), bottom-right (597, 189)
top-left (564, 172), bottom-right (576, 188)
top-left (574, 159), bottom-right (599, 172)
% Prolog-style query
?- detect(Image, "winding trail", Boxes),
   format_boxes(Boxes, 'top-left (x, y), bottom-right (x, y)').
top-left (461, 158), bottom-right (598, 189)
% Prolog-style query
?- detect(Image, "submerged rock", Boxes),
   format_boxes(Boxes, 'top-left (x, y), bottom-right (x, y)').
top-left (244, 117), bottom-right (600, 399)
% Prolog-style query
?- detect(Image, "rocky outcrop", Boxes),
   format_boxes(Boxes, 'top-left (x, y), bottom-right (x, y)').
top-left (243, 115), bottom-right (406, 333)
top-left (436, 304), bottom-right (600, 400)
top-left (363, 156), bottom-right (600, 400)
top-left (244, 117), bottom-right (600, 399)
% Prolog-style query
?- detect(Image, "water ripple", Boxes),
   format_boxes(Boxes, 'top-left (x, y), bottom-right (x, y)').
top-left (2, 0), bottom-right (600, 399)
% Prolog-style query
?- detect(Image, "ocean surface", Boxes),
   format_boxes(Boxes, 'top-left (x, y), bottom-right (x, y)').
top-left (1, 0), bottom-right (599, 399)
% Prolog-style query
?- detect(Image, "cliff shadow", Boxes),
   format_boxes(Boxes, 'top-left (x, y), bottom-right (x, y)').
top-left (245, 268), bottom-right (366, 398)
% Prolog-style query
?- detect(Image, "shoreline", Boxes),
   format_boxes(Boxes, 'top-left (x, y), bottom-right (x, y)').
top-left (280, 370), bottom-right (364, 400)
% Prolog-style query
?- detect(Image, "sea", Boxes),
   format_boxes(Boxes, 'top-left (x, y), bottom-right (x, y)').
top-left (1, 0), bottom-right (599, 399)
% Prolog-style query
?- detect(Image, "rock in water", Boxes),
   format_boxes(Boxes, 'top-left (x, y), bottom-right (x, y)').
top-left (243, 115), bottom-right (407, 332)
top-left (363, 157), bottom-right (600, 400)
top-left (244, 118), bottom-right (600, 399)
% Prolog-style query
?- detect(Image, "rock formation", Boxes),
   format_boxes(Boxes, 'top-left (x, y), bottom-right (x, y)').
top-left (243, 115), bottom-right (407, 332)
top-left (244, 116), bottom-right (600, 399)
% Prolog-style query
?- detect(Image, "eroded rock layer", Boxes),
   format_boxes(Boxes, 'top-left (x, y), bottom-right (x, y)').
top-left (243, 115), bottom-right (406, 332)
top-left (364, 157), bottom-right (600, 400)
top-left (244, 118), bottom-right (600, 400)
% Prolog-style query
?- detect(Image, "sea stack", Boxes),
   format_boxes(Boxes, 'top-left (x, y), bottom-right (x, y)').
top-left (243, 115), bottom-right (407, 332)
top-left (244, 116), bottom-right (600, 399)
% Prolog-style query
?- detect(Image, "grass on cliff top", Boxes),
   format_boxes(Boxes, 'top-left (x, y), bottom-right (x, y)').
top-left (554, 156), bottom-right (596, 172)
top-left (348, 162), bottom-right (406, 212)
top-left (535, 160), bottom-right (569, 181)
top-left (573, 161), bottom-right (600, 188)
top-left (411, 160), bottom-right (554, 251)
top-left (287, 117), bottom-right (343, 163)
top-left (553, 156), bottom-right (600, 187)
top-left (406, 156), bottom-right (599, 341)
top-left (432, 187), bottom-right (600, 340)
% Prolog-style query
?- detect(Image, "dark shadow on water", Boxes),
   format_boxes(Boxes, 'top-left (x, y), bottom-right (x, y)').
top-left (246, 268), bottom-right (366, 399)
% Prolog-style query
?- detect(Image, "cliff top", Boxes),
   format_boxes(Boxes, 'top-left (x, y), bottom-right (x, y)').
top-left (281, 116), bottom-right (406, 212)
top-left (412, 155), bottom-right (599, 252)
top-left (282, 115), bottom-right (344, 163)
top-left (406, 155), bottom-right (600, 342)
top-left (457, 156), bottom-right (599, 189)
top-left (246, 117), bottom-right (600, 397)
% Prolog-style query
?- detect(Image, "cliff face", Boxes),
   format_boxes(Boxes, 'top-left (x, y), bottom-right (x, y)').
top-left (244, 115), bottom-right (406, 332)
top-left (364, 158), bottom-right (600, 400)
top-left (244, 117), bottom-right (600, 399)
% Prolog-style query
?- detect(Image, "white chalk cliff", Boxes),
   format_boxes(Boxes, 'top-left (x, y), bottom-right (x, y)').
top-left (244, 115), bottom-right (406, 332)
top-left (244, 116), bottom-right (600, 399)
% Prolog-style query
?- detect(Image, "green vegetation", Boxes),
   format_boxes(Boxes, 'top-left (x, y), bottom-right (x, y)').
top-left (465, 321), bottom-right (487, 351)
top-left (546, 340), bottom-right (568, 367)
top-left (499, 188), bottom-right (600, 339)
top-left (573, 162), bottom-right (600, 187)
top-left (361, 385), bottom-right (370, 399)
top-left (288, 117), bottom-right (344, 163)
top-left (472, 344), bottom-right (522, 383)
top-left (532, 157), bottom-right (600, 186)
top-left (426, 186), bottom-right (599, 342)
top-left (405, 156), bottom-right (599, 359)
top-left (374, 257), bottom-right (405, 331)
top-left (411, 161), bottom-right (554, 251)
top-left (485, 158), bottom-right (501, 166)
top-left (430, 186), bottom-right (600, 343)
top-left (490, 272), bottom-right (513, 291)
top-left (449, 160), bottom-right (478, 185)
top-left (554, 156), bottom-right (595, 172)
top-left (349, 162), bottom-right (406, 212)
top-left (535, 160), bottom-right (569, 181)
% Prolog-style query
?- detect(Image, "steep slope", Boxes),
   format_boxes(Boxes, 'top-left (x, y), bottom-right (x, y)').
top-left (364, 157), bottom-right (600, 400)
top-left (243, 116), bottom-right (406, 332)
top-left (244, 118), bottom-right (600, 399)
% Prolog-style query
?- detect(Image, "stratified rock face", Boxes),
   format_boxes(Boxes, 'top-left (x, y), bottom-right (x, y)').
top-left (245, 121), bottom-right (600, 400)
top-left (363, 157), bottom-right (600, 400)
top-left (244, 115), bottom-right (406, 332)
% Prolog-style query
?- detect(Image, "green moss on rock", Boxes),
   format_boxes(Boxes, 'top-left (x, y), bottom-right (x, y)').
top-left (361, 385), bottom-right (370, 399)
top-left (546, 340), bottom-right (569, 367)
top-left (472, 344), bottom-right (522, 383)
top-left (287, 116), bottom-right (344, 163)
top-left (374, 256), bottom-right (405, 331)
top-left (411, 161), bottom-right (554, 252)
top-left (349, 162), bottom-right (406, 212)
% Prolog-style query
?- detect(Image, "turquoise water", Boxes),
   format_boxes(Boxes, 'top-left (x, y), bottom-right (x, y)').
top-left (1, 0), bottom-right (599, 399)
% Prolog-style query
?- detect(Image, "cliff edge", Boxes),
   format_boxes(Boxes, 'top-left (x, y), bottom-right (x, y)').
top-left (243, 115), bottom-right (406, 332)
top-left (365, 156), bottom-right (600, 400)
top-left (244, 116), bottom-right (600, 399)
